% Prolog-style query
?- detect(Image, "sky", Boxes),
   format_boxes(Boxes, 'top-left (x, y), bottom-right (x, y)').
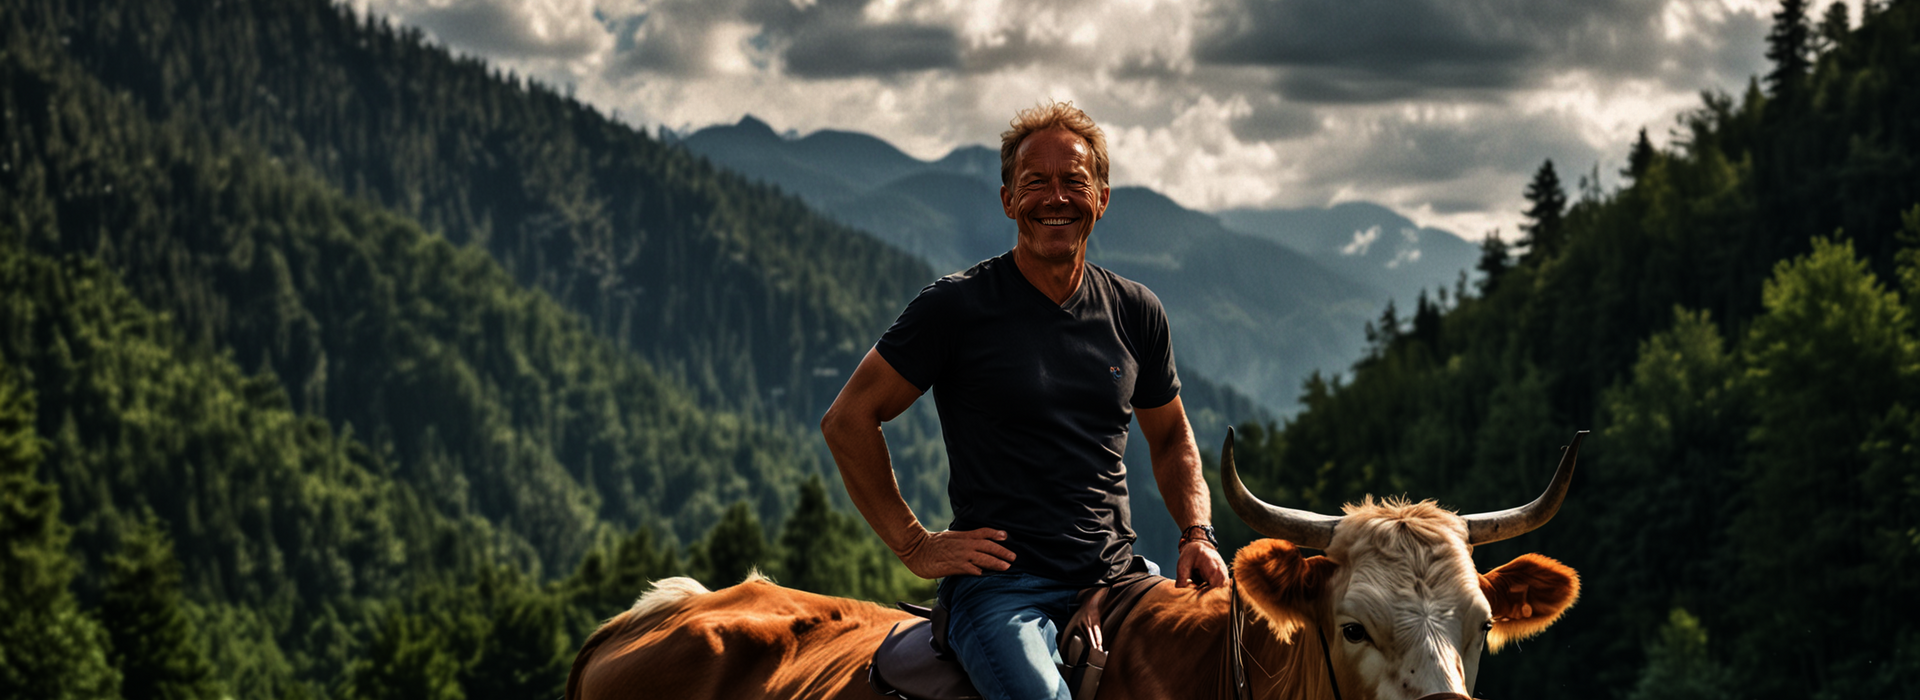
top-left (345, 0), bottom-right (1858, 241)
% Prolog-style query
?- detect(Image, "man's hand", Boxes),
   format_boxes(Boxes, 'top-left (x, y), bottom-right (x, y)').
top-left (898, 527), bottom-right (1017, 579)
top-left (1174, 540), bottom-right (1228, 590)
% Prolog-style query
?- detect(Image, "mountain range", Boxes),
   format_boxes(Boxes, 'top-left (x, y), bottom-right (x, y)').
top-left (681, 116), bottom-right (1482, 412)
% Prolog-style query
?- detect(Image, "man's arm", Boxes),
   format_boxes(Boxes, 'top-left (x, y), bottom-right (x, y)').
top-left (1135, 396), bottom-right (1229, 589)
top-left (820, 348), bottom-right (1016, 579)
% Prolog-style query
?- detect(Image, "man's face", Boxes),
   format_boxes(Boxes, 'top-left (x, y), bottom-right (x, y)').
top-left (1001, 128), bottom-right (1110, 264)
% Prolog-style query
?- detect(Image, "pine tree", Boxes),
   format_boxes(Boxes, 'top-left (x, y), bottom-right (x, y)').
top-left (693, 501), bottom-right (774, 588)
top-left (464, 591), bottom-right (569, 700)
top-left (1815, 1), bottom-right (1850, 55)
top-left (0, 363), bottom-right (121, 700)
top-left (101, 516), bottom-right (222, 700)
top-left (1764, 0), bottom-right (1813, 97)
top-left (1519, 160), bottom-right (1568, 264)
top-left (1476, 229), bottom-right (1512, 294)
top-left (778, 475), bottom-right (864, 596)
top-left (1624, 128), bottom-right (1656, 181)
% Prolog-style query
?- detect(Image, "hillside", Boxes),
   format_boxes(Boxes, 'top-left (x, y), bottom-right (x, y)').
top-left (1218, 3), bottom-right (1920, 697)
top-left (1216, 201), bottom-right (1483, 309)
top-left (0, 1), bottom-right (1282, 695)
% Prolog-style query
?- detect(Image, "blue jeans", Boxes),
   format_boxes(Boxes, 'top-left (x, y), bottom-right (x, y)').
top-left (938, 573), bottom-right (1080, 700)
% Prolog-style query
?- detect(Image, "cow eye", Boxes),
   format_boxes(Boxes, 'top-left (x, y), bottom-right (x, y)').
top-left (1481, 621), bottom-right (1495, 635)
top-left (1340, 623), bottom-right (1370, 644)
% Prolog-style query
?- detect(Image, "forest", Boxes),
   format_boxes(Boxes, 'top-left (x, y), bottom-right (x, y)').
top-left (1219, 1), bottom-right (1920, 697)
top-left (0, 0), bottom-right (1915, 698)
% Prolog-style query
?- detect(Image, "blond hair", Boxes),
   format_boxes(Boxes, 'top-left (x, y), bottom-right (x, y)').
top-left (999, 101), bottom-right (1110, 188)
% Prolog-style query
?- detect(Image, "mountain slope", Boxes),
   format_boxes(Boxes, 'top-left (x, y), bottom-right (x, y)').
top-left (1217, 202), bottom-right (1483, 309)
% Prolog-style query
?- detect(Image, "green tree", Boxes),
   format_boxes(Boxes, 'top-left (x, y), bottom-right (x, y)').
top-left (1623, 608), bottom-right (1735, 700)
top-left (1475, 229), bottom-right (1511, 294)
top-left (0, 362), bottom-right (120, 700)
top-left (1519, 159), bottom-right (1568, 264)
top-left (1623, 127), bottom-right (1656, 181)
top-left (464, 590), bottom-right (570, 700)
top-left (1731, 236), bottom-right (1919, 696)
top-left (1765, 0), bottom-right (1813, 96)
top-left (566, 525), bottom-right (682, 620)
top-left (777, 476), bottom-right (865, 596)
top-left (100, 516), bottom-right (222, 700)
top-left (692, 501), bottom-right (775, 589)
top-left (344, 609), bottom-right (468, 700)
top-left (1815, 1), bottom-right (1850, 54)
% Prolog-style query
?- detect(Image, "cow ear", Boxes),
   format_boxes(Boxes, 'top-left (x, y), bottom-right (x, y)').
top-left (1232, 539), bottom-right (1336, 641)
top-left (1479, 553), bottom-right (1579, 653)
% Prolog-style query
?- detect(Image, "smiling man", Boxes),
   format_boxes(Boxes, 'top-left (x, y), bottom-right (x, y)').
top-left (821, 101), bottom-right (1227, 700)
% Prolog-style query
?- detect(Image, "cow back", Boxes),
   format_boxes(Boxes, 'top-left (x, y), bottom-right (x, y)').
top-left (572, 576), bottom-right (913, 700)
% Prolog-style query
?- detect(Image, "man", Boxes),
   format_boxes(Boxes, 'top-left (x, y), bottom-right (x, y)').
top-left (820, 101), bottom-right (1227, 700)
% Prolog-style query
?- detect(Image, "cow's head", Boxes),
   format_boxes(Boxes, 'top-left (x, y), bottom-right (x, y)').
top-left (1222, 431), bottom-right (1584, 700)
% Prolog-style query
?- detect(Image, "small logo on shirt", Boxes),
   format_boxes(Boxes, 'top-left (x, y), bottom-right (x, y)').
top-left (1108, 366), bottom-right (1122, 380)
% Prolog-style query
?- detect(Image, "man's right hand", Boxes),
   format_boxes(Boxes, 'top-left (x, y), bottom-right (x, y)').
top-left (898, 528), bottom-right (1017, 579)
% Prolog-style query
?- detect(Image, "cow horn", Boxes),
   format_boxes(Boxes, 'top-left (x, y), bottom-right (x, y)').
top-left (1463, 431), bottom-right (1589, 545)
top-left (1221, 427), bottom-right (1340, 550)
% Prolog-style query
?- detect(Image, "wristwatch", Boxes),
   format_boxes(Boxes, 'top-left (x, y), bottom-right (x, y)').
top-left (1180, 524), bottom-right (1217, 547)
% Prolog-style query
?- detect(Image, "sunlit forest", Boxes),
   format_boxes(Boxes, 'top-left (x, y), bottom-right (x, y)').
top-left (1, 0), bottom-right (1916, 698)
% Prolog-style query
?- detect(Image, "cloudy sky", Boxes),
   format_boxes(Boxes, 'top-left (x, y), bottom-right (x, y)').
top-left (346, 0), bottom-right (1853, 241)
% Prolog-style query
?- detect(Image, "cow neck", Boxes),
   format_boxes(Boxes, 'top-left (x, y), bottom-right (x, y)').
top-left (1220, 575), bottom-right (1341, 700)
top-left (1226, 576), bottom-right (1248, 700)
top-left (1314, 624), bottom-right (1345, 700)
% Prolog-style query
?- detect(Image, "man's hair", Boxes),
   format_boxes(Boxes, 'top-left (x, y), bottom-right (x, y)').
top-left (999, 101), bottom-right (1109, 189)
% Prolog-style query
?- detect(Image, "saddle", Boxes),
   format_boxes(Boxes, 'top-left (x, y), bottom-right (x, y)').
top-left (868, 565), bottom-right (1164, 700)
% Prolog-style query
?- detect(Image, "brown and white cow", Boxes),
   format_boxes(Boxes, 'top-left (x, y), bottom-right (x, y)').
top-left (567, 431), bottom-right (1583, 700)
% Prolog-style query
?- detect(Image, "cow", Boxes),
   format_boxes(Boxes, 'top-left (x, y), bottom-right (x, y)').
top-left (567, 430), bottom-right (1584, 700)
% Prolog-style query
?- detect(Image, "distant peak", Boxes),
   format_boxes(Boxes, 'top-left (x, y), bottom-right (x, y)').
top-left (735, 114), bottom-right (775, 135)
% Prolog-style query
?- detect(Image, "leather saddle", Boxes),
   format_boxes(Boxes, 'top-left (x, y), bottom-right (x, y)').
top-left (867, 569), bottom-right (1163, 700)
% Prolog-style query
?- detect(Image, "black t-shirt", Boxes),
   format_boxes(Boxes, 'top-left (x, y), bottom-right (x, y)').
top-left (875, 251), bottom-right (1181, 584)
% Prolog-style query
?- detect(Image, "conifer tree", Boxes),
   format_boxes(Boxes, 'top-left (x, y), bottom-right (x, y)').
top-left (1815, 1), bottom-right (1850, 54)
top-left (1765, 0), bottom-right (1813, 97)
top-left (1519, 160), bottom-right (1568, 264)
top-left (1476, 229), bottom-right (1512, 294)
top-left (778, 475), bottom-right (864, 596)
top-left (464, 592), bottom-right (569, 700)
top-left (0, 363), bottom-right (121, 700)
top-left (101, 516), bottom-right (222, 700)
top-left (693, 501), bottom-right (774, 588)
top-left (1624, 128), bottom-right (1656, 181)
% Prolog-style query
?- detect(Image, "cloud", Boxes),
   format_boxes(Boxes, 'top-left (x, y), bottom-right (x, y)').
top-left (1192, 0), bottom-right (1771, 103)
top-left (783, 21), bottom-right (963, 78)
top-left (365, 0), bottom-right (612, 61)
top-left (1229, 95), bottom-right (1321, 142)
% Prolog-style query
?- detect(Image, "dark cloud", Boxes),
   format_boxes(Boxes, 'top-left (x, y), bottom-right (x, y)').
top-left (783, 22), bottom-right (962, 78)
top-left (407, 0), bottom-right (605, 60)
top-left (1229, 98), bottom-right (1321, 142)
top-left (1320, 110), bottom-right (1603, 187)
top-left (607, 0), bottom-right (966, 79)
top-left (1193, 0), bottom-right (1766, 103)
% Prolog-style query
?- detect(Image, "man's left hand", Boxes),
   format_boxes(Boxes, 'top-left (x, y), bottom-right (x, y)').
top-left (1174, 540), bottom-right (1228, 589)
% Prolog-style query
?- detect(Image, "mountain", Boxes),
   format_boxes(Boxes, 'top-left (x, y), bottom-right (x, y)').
top-left (1216, 202), bottom-right (1483, 309)
top-left (682, 118), bottom-right (1400, 412)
